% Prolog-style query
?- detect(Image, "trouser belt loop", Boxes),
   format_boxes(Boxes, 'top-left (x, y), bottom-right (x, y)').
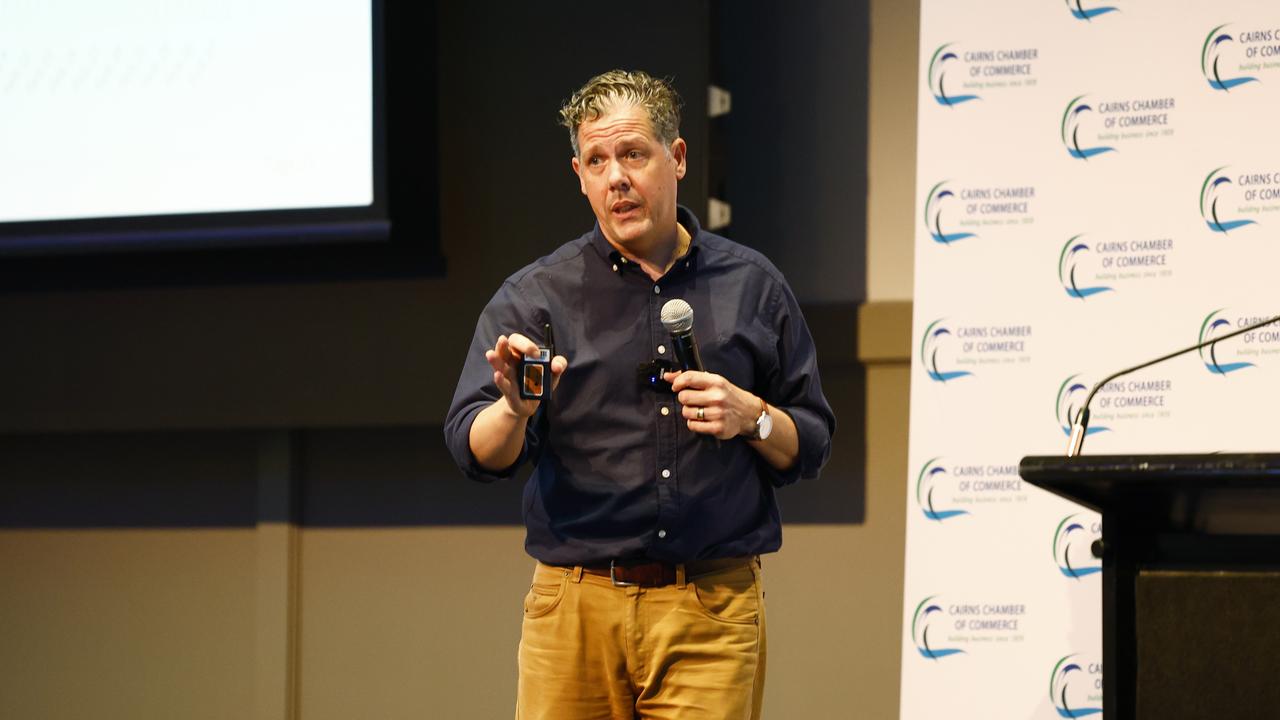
top-left (570, 565), bottom-right (584, 583)
top-left (676, 563), bottom-right (687, 590)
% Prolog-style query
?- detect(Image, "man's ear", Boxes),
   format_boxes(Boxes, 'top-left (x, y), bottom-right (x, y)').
top-left (571, 156), bottom-right (586, 195)
top-left (671, 138), bottom-right (687, 180)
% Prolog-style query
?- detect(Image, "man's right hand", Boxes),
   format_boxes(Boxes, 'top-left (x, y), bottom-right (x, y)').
top-left (470, 333), bottom-right (569, 472)
top-left (484, 333), bottom-right (569, 418)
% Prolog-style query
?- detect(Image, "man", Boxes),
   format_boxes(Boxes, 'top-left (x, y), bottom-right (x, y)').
top-left (444, 69), bottom-right (834, 720)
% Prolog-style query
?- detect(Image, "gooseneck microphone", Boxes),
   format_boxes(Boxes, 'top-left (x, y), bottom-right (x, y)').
top-left (660, 299), bottom-right (705, 372)
top-left (1067, 313), bottom-right (1280, 458)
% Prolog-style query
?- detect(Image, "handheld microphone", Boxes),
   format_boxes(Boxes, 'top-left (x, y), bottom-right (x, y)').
top-left (660, 298), bottom-right (720, 446)
top-left (660, 299), bottom-right (705, 372)
top-left (1067, 313), bottom-right (1280, 457)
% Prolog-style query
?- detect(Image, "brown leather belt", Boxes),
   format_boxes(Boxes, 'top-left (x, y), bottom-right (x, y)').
top-left (579, 556), bottom-right (753, 587)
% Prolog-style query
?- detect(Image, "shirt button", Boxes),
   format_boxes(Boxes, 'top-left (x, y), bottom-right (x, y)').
top-left (658, 529), bottom-right (667, 539)
top-left (612, 264), bottom-right (618, 272)
top-left (653, 286), bottom-right (661, 294)
top-left (661, 469), bottom-right (671, 478)
top-left (660, 406), bottom-right (670, 416)
top-left (657, 344), bottom-right (666, 354)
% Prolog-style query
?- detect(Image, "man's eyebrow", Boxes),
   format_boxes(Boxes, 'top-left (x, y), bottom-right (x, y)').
top-left (585, 132), bottom-right (649, 148)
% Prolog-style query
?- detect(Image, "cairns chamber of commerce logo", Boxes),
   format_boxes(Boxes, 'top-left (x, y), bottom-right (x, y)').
top-left (1050, 655), bottom-right (1104, 717)
top-left (927, 44), bottom-right (980, 107)
top-left (1061, 96), bottom-right (1115, 160)
top-left (916, 458), bottom-right (969, 522)
top-left (1065, 0), bottom-right (1118, 22)
top-left (1058, 235), bottom-right (1113, 300)
top-left (1202, 25), bottom-right (1259, 91)
top-left (1053, 514), bottom-right (1103, 579)
top-left (923, 182), bottom-right (977, 245)
top-left (921, 319), bottom-right (973, 383)
top-left (1200, 168), bottom-right (1257, 234)
top-left (1055, 375), bottom-right (1109, 437)
top-left (911, 596), bottom-right (965, 660)
top-left (1198, 309), bottom-right (1255, 375)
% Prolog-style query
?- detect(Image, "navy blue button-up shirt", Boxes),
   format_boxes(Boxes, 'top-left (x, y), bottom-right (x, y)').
top-left (444, 207), bottom-right (835, 565)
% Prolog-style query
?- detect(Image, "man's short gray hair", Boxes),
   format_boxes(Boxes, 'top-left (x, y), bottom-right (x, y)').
top-left (558, 69), bottom-right (683, 157)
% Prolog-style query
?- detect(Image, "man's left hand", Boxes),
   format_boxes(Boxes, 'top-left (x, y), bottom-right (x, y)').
top-left (663, 370), bottom-right (759, 441)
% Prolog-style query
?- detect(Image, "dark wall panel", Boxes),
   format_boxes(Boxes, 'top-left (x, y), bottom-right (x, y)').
top-left (0, 431), bottom-right (258, 528)
top-left (300, 426), bottom-right (524, 527)
top-left (714, 0), bottom-right (870, 305)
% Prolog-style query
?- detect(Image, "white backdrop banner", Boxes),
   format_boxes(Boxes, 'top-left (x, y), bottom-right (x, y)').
top-left (902, 1), bottom-right (1280, 717)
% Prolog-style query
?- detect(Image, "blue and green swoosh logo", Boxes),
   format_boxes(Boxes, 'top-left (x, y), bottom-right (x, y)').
top-left (1200, 167), bottom-right (1256, 233)
top-left (1065, 0), bottom-right (1118, 21)
top-left (924, 182), bottom-right (977, 245)
top-left (1198, 309), bottom-right (1254, 375)
top-left (917, 458), bottom-right (969, 521)
top-left (1058, 236), bottom-right (1113, 300)
top-left (928, 43), bottom-right (980, 107)
top-left (921, 319), bottom-right (973, 383)
top-left (912, 596), bottom-right (964, 660)
top-left (1202, 25), bottom-right (1258, 91)
top-left (1061, 96), bottom-right (1114, 160)
top-left (1050, 654), bottom-right (1103, 717)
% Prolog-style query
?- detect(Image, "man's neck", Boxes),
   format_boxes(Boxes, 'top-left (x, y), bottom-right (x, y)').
top-left (612, 223), bottom-right (691, 282)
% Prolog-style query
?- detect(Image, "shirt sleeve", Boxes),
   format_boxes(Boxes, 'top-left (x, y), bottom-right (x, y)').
top-left (759, 278), bottom-right (836, 487)
top-left (443, 280), bottom-right (545, 483)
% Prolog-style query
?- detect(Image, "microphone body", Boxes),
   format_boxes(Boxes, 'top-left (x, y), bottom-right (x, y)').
top-left (1066, 408), bottom-right (1089, 458)
top-left (670, 329), bottom-right (705, 372)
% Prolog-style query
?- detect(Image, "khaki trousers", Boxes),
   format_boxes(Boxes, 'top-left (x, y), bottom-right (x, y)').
top-left (516, 558), bottom-right (767, 720)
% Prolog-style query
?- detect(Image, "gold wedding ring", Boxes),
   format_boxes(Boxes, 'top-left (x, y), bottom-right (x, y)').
top-left (696, 408), bottom-right (705, 421)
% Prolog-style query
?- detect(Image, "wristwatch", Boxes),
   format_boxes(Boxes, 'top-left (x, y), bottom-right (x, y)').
top-left (749, 397), bottom-right (773, 441)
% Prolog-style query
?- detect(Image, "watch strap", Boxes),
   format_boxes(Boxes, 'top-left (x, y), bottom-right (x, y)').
top-left (749, 397), bottom-right (769, 440)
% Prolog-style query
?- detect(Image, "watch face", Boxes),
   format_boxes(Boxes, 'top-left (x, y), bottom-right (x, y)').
top-left (757, 412), bottom-right (773, 440)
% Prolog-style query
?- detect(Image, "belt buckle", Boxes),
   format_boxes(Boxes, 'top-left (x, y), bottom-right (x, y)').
top-left (609, 559), bottom-right (639, 587)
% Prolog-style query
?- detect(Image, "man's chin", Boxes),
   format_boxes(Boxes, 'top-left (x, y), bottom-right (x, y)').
top-left (603, 217), bottom-right (652, 245)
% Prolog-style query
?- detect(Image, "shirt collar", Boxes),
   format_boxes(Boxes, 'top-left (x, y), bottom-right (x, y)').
top-left (590, 205), bottom-right (703, 276)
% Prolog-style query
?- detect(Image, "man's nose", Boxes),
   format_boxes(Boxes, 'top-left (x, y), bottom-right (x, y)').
top-left (608, 160), bottom-right (630, 191)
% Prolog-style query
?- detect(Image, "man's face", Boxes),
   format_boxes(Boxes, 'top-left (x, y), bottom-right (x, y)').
top-left (572, 103), bottom-right (686, 253)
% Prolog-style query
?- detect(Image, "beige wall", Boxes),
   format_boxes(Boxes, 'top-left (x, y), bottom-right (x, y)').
top-left (0, 529), bottom-right (257, 720)
top-left (851, 2), bottom-right (920, 712)
top-left (868, 0), bottom-right (919, 302)
top-left (0, 1), bottom-right (920, 718)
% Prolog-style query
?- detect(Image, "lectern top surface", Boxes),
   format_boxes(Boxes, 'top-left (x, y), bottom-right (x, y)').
top-left (1020, 453), bottom-right (1280, 513)
top-left (1022, 452), bottom-right (1280, 477)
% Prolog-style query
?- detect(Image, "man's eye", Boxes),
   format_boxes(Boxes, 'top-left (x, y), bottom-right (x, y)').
top-left (588, 156), bottom-right (603, 166)
top-left (627, 150), bottom-right (643, 160)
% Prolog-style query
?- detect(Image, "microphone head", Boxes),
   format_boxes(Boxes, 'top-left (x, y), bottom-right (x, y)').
top-left (660, 299), bottom-right (694, 335)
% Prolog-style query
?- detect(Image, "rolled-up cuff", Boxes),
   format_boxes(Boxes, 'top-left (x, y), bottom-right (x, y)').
top-left (444, 403), bottom-right (529, 483)
top-left (761, 405), bottom-right (832, 487)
